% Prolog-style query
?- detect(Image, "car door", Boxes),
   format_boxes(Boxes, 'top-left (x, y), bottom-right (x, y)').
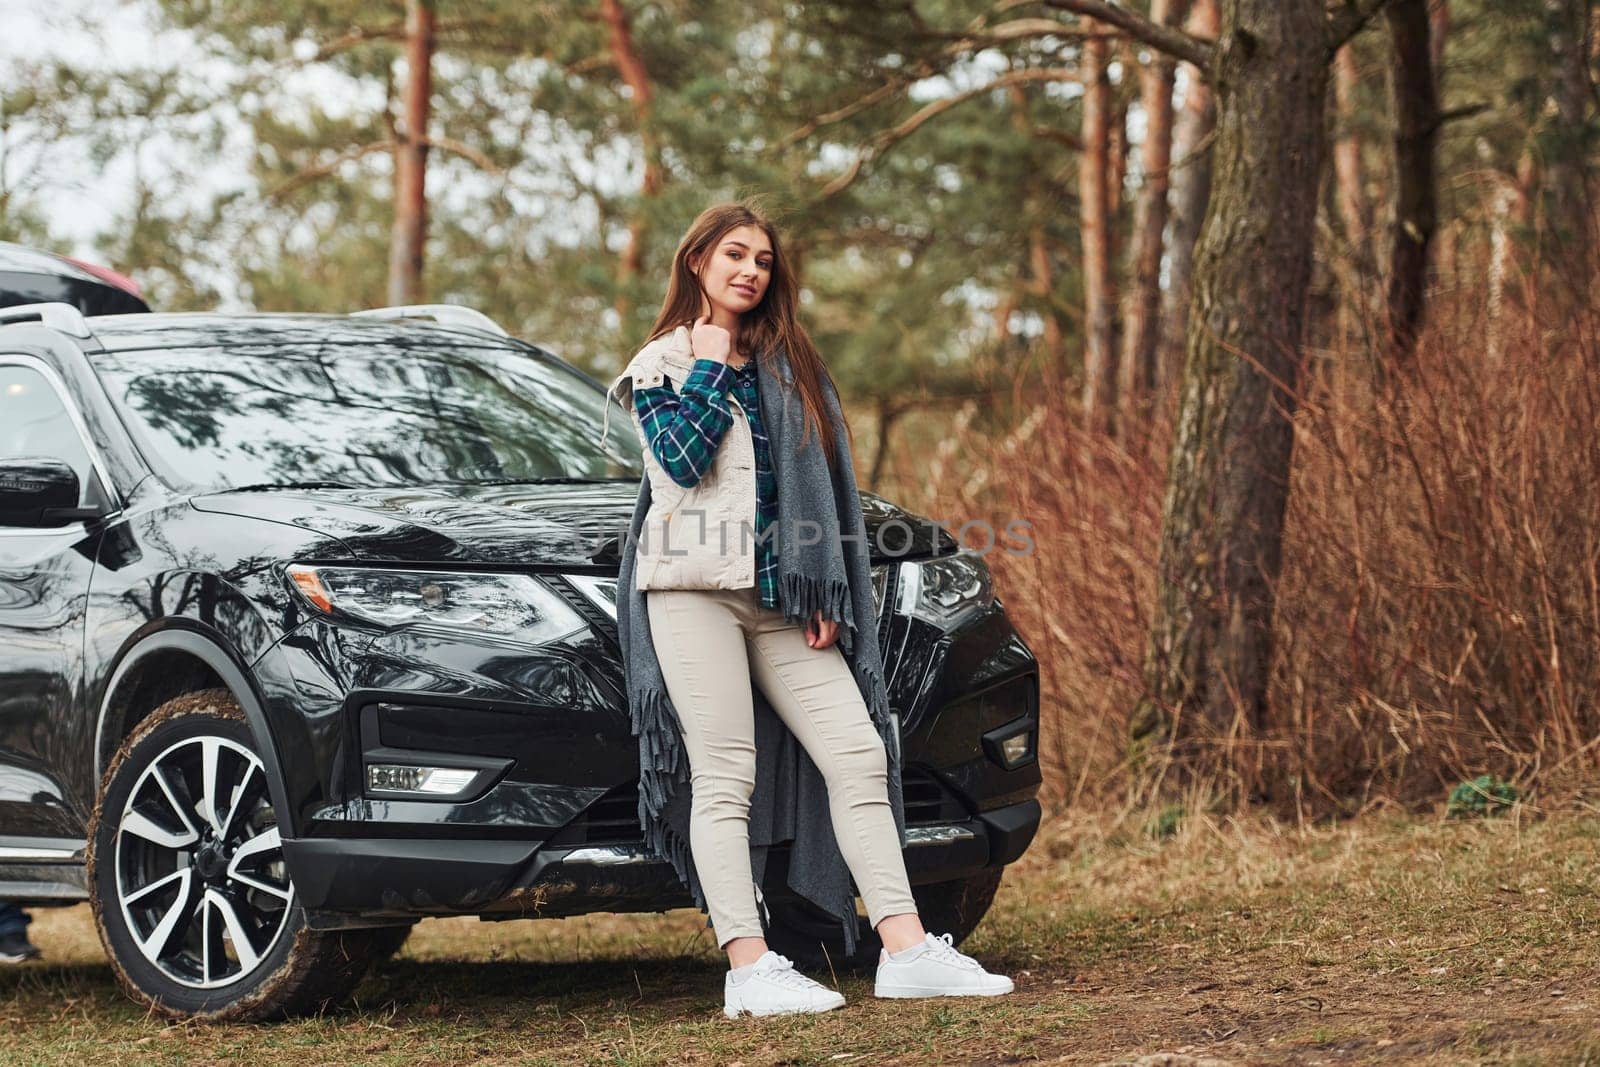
top-left (0, 355), bottom-right (114, 854)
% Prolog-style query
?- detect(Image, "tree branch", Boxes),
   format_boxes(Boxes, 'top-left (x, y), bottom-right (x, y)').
top-left (564, 54), bottom-right (613, 77)
top-left (420, 134), bottom-right (506, 176)
top-left (1326, 0), bottom-right (1401, 55)
top-left (777, 68), bottom-right (932, 150)
top-left (815, 67), bottom-right (1080, 200)
top-left (1031, 125), bottom-right (1086, 151)
top-left (265, 139), bottom-right (396, 201)
top-left (784, 0), bottom-right (1138, 151)
top-left (312, 23), bottom-right (406, 60)
top-left (1040, 0), bottom-right (1214, 69)
top-left (948, 16), bottom-right (1104, 46)
top-left (782, 2), bottom-right (1114, 151)
top-left (309, 17), bottom-right (506, 60)
top-left (916, 18), bottom-right (1129, 53)
top-left (1434, 101), bottom-right (1489, 131)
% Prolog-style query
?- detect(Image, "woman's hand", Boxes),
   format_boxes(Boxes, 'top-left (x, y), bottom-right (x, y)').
top-left (806, 610), bottom-right (839, 649)
top-left (690, 315), bottom-right (733, 364)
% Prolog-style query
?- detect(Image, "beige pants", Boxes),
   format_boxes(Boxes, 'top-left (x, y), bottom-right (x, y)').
top-left (646, 583), bottom-right (920, 948)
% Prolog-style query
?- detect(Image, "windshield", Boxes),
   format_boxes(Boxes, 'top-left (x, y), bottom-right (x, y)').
top-left (90, 341), bottom-right (643, 491)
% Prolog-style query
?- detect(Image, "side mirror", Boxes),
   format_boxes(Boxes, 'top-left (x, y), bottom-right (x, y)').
top-left (0, 458), bottom-right (104, 527)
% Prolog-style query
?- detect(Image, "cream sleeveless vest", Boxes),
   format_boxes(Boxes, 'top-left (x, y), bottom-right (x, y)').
top-left (599, 325), bottom-right (760, 591)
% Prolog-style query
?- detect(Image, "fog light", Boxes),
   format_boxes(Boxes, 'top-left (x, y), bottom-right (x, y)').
top-left (1000, 731), bottom-right (1033, 764)
top-left (981, 713), bottom-right (1039, 770)
top-left (366, 764), bottom-right (479, 796)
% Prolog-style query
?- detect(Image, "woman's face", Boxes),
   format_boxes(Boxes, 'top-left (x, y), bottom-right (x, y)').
top-left (691, 224), bottom-right (774, 321)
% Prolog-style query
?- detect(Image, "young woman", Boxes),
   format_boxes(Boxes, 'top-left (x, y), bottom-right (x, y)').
top-left (606, 201), bottom-right (1013, 1018)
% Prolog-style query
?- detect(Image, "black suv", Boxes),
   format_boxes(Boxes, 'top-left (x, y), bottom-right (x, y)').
top-left (0, 301), bottom-right (1042, 1020)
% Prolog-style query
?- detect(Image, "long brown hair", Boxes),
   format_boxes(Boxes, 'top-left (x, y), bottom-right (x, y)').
top-left (643, 199), bottom-right (849, 470)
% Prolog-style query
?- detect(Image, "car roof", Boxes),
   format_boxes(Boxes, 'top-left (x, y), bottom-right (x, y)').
top-left (0, 241), bottom-right (122, 280)
top-left (81, 311), bottom-right (530, 354)
top-left (0, 242), bottom-right (151, 316)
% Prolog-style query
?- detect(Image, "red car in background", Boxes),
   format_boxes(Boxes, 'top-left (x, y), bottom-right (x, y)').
top-left (0, 243), bottom-right (150, 315)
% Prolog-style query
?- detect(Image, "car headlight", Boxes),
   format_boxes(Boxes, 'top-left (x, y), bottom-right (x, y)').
top-left (286, 564), bottom-right (586, 645)
top-left (895, 550), bottom-right (995, 629)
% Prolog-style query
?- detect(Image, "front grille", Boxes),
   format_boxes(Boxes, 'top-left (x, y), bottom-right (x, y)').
top-left (873, 563), bottom-right (897, 652)
top-left (901, 768), bottom-right (968, 823)
top-left (566, 783), bottom-right (642, 845)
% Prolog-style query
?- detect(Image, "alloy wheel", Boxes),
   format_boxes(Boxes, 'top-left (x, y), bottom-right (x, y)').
top-left (113, 734), bottom-right (293, 989)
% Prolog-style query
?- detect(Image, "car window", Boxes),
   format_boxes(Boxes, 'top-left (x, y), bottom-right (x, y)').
top-left (0, 363), bottom-right (95, 507)
top-left (90, 341), bottom-right (644, 492)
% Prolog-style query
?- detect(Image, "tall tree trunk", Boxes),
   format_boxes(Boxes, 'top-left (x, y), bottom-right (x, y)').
top-left (1107, 68), bottom-right (1131, 375)
top-left (1033, 223), bottom-right (1067, 368)
top-left (388, 0), bottom-right (434, 306)
top-left (993, 289), bottom-right (1018, 345)
top-left (1383, 0), bottom-right (1440, 360)
top-left (1332, 44), bottom-right (1371, 257)
top-left (1130, 0), bottom-right (1330, 793)
top-left (1121, 0), bottom-right (1191, 416)
top-left (1488, 149), bottom-right (1537, 364)
top-left (1080, 20), bottom-right (1118, 427)
top-left (1107, 59), bottom-right (1130, 240)
top-left (1157, 0), bottom-right (1219, 398)
top-left (867, 395), bottom-right (903, 490)
top-left (1330, 42), bottom-right (1375, 346)
top-left (601, 0), bottom-right (664, 325)
top-left (1429, 0), bottom-right (1450, 73)
top-left (1545, 0), bottom-right (1595, 286)
top-left (1008, 83), bottom-right (1066, 371)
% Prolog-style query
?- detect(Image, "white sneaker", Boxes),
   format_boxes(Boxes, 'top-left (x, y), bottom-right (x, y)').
top-left (874, 932), bottom-right (1015, 998)
top-left (723, 950), bottom-right (847, 1019)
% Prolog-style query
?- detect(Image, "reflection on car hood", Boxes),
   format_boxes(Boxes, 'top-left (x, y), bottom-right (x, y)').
top-left (190, 480), bottom-right (953, 569)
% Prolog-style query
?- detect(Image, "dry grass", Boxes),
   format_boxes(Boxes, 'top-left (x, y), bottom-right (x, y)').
top-left (5, 807), bottom-right (1599, 1065)
top-left (876, 378), bottom-right (1166, 813)
top-left (875, 273), bottom-right (1600, 817)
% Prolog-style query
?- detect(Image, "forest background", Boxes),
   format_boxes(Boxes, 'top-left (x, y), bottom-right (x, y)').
top-left (4, 0), bottom-right (1597, 823)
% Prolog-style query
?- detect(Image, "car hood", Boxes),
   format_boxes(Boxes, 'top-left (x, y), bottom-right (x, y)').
top-left (190, 480), bottom-right (954, 569)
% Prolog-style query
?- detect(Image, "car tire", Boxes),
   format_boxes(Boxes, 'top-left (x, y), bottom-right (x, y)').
top-left (761, 866), bottom-right (1004, 974)
top-left (86, 688), bottom-right (394, 1021)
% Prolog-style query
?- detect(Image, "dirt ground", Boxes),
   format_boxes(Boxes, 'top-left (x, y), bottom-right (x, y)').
top-left (3, 807), bottom-right (1597, 1065)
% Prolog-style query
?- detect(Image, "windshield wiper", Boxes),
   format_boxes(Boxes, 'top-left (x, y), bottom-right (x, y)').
top-left (445, 477), bottom-right (637, 486)
top-left (220, 476), bottom-right (636, 493)
top-left (224, 481), bottom-right (363, 492)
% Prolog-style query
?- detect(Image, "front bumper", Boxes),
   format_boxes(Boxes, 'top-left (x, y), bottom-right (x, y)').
top-left (287, 795), bottom-right (1041, 925)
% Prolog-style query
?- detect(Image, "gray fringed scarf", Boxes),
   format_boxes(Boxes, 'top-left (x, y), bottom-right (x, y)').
top-left (613, 342), bottom-right (906, 956)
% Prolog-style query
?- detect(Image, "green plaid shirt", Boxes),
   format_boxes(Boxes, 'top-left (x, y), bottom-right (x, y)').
top-left (633, 356), bottom-right (779, 608)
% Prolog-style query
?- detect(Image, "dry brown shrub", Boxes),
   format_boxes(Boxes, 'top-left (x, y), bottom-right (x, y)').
top-left (877, 266), bottom-right (1599, 818)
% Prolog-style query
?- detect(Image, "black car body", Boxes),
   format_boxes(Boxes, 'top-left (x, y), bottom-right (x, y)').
top-left (0, 302), bottom-right (1041, 1019)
